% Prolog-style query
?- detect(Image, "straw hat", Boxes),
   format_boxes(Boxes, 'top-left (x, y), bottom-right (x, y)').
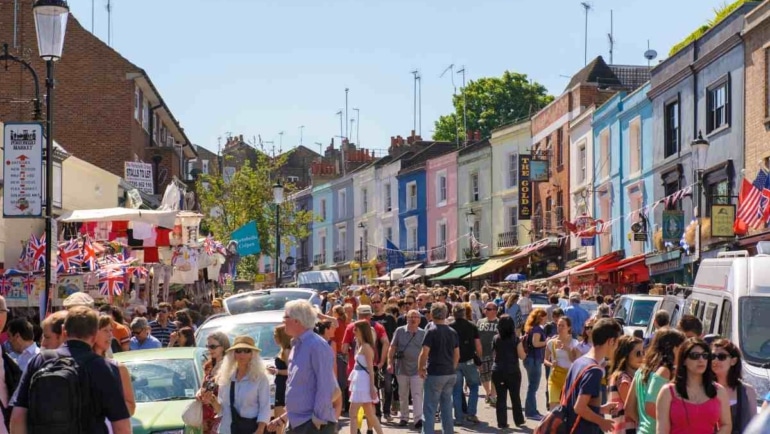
top-left (226, 335), bottom-right (261, 353)
top-left (62, 292), bottom-right (95, 308)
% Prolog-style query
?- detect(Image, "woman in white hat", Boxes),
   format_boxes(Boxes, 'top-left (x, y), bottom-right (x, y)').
top-left (203, 335), bottom-right (271, 434)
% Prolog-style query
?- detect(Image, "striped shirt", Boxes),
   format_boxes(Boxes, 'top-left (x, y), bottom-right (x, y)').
top-left (609, 371), bottom-right (635, 433)
top-left (149, 320), bottom-right (176, 346)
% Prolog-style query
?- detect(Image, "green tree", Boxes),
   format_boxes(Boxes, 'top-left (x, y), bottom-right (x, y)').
top-left (197, 154), bottom-right (314, 281)
top-left (433, 70), bottom-right (553, 141)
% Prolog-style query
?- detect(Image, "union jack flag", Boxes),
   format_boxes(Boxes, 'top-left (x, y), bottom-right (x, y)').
top-left (99, 272), bottom-right (124, 296)
top-left (22, 274), bottom-right (36, 295)
top-left (0, 277), bottom-right (10, 296)
top-left (82, 237), bottom-right (98, 271)
top-left (28, 234), bottom-right (46, 271)
top-left (57, 239), bottom-right (83, 273)
top-left (127, 266), bottom-right (148, 279)
top-left (736, 169), bottom-right (770, 229)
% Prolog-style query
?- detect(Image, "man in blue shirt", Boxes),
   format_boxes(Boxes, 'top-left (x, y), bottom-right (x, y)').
top-left (564, 293), bottom-right (590, 338)
top-left (129, 317), bottom-right (162, 350)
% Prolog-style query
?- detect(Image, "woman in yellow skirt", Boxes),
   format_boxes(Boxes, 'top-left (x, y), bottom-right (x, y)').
top-left (544, 316), bottom-right (580, 409)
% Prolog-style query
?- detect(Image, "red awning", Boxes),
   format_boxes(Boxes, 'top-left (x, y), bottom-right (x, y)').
top-left (548, 251), bottom-right (623, 281)
top-left (595, 254), bottom-right (647, 273)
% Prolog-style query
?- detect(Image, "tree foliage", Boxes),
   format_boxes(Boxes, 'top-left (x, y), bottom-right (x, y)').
top-left (432, 71), bottom-right (553, 141)
top-left (196, 153), bottom-right (313, 280)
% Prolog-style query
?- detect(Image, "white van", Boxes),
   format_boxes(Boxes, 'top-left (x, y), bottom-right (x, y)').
top-left (296, 270), bottom-right (341, 292)
top-left (687, 249), bottom-right (770, 406)
top-left (613, 294), bottom-right (662, 337)
top-left (644, 294), bottom-right (687, 337)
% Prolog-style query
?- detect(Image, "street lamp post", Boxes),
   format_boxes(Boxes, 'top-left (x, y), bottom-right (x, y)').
top-left (34, 0), bottom-right (69, 312)
top-left (358, 221), bottom-right (366, 284)
top-left (466, 209), bottom-right (476, 290)
top-left (691, 131), bottom-right (710, 270)
top-left (273, 180), bottom-right (284, 286)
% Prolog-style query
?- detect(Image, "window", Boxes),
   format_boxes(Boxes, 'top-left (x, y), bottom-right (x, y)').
top-left (664, 179), bottom-right (681, 211)
top-left (629, 118), bottom-right (641, 175)
top-left (438, 174), bottom-right (447, 204)
top-left (508, 154), bottom-right (518, 188)
top-left (320, 234), bottom-right (327, 256)
top-left (201, 160), bottom-right (209, 175)
top-left (508, 206), bottom-right (518, 231)
top-left (545, 198), bottom-right (552, 231)
top-left (719, 299), bottom-right (732, 338)
top-left (600, 192), bottom-right (611, 253)
top-left (599, 128), bottom-right (610, 179)
top-left (664, 99), bottom-right (680, 157)
top-left (134, 86), bottom-right (142, 121)
top-left (338, 228), bottom-right (347, 250)
top-left (556, 193), bottom-right (564, 230)
top-left (438, 222), bottom-right (447, 245)
top-left (384, 183), bottom-right (392, 211)
top-left (320, 199), bottom-right (327, 221)
top-left (407, 182), bottom-right (417, 210)
top-left (707, 78), bottom-right (729, 133)
top-left (471, 173), bottom-right (479, 202)
top-left (142, 99), bottom-right (149, 131)
top-left (384, 226), bottom-right (393, 244)
top-left (706, 179), bottom-right (730, 216)
top-left (338, 190), bottom-right (347, 218)
top-left (578, 143), bottom-right (587, 184)
top-left (556, 128), bottom-right (564, 167)
top-left (361, 188), bottom-right (368, 213)
top-left (186, 160), bottom-right (195, 181)
top-left (406, 221), bottom-right (417, 250)
top-left (630, 193), bottom-right (644, 255)
top-left (473, 219), bottom-right (481, 242)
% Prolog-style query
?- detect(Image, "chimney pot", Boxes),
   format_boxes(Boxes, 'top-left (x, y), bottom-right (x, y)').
top-left (239, 134), bottom-right (243, 142)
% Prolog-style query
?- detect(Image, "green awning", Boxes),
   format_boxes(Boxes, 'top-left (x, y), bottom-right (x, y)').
top-left (430, 264), bottom-right (482, 281)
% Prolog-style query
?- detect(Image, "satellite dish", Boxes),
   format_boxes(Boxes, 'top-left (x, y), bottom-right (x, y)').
top-left (644, 49), bottom-right (658, 61)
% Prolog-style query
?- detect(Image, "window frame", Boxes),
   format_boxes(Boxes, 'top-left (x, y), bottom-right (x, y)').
top-left (556, 128), bottom-right (564, 168)
top-left (407, 181), bottom-right (418, 210)
top-left (437, 220), bottom-right (448, 246)
top-left (361, 188), bottom-right (368, 214)
top-left (578, 142), bottom-right (587, 184)
top-left (706, 75), bottom-right (730, 134)
top-left (470, 172), bottom-right (480, 202)
top-left (338, 190), bottom-right (347, 218)
top-left (437, 170), bottom-right (448, 206)
top-left (664, 96), bottom-right (680, 158)
top-left (508, 206), bottom-right (518, 231)
top-left (508, 153), bottom-right (518, 188)
top-left (384, 182), bottom-right (392, 212)
top-left (320, 199), bottom-right (327, 221)
top-left (599, 128), bottom-right (610, 179)
top-left (629, 116), bottom-right (642, 175)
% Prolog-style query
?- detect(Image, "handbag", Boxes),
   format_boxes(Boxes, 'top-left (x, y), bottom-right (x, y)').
top-left (534, 363), bottom-right (599, 434)
top-left (229, 381), bottom-right (259, 434)
top-left (181, 399), bottom-right (203, 427)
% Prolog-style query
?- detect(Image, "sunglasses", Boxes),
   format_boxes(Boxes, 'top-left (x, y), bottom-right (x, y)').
top-left (686, 352), bottom-right (713, 361)
top-left (206, 344), bottom-right (221, 350)
top-left (713, 353), bottom-right (731, 361)
top-left (234, 349), bottom-right (252, 354)
top-left (634, 350), bottom-right (643, 358)
top-left (484, 308), bottom-right (496, 311)
top-left (160, 310), bottom-right (170, 314)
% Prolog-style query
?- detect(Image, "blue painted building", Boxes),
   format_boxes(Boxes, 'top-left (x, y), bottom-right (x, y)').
top-left (288, 187), bottom-right (314, 278)
top-left (311, 182), bottom-right (334, 269)
top-left (330, 175), bottom-right (355, 281)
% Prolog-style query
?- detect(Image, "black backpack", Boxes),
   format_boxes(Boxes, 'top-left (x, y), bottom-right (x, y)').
top-left (27, 350), bottom-right (98, 434)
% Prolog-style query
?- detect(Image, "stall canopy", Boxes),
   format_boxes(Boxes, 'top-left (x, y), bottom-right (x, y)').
top-left (465, 255), bottom-right (515, 279)
top-left (548, 251), bottom-right (622, 281)
top-left (414, 266), bottom-right (450, 277)
top-left (58, 207), bottom-right (178, 228)
top-left (595, 253), bottom-right (649, 281)
top-left (431, 264), bottom-right (481, 281)
top-left (375, 263), bottom-right (422, 281)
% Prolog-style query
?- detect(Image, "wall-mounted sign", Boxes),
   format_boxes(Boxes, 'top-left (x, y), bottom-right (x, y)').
top-left (530, 159), bottom-right (550, 182)
top-left (580, 237), bottom-right (595, 246)
top-left (634, 233), bottom-right (649, 242)
top-left (518, 154), bottom-right (532, 220)
top-left (231, 220), bottom-right (261, 256)
top-left (124, 161), bottom-right (154, 195)
top-left (3, 123), bottom-right (43, 217)
top-left (711, 204), bottom-right (735, 238)
top-left (662, 210), bottom-right (685, 241)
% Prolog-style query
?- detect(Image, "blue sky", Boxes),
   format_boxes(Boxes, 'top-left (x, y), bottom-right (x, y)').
top-left (69, 0), bottom-right (730, 156)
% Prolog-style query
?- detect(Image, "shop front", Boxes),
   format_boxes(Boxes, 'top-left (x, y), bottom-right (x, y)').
top-left (645, 250), bottom-right (689, 285)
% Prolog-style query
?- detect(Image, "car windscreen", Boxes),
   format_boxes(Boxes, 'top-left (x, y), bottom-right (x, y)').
top-left (530, 293), bottom-right (548, 305)
top-left (123, 359), bottom-right (199, 403)
top-left (196, 321), bottom-right (281, 357)
top-left (225, 292), bottom-right (309, 315)
top-left (627, 299), bottom-right (658, 327)
top-left (739, 297), bottom-right (770, 365)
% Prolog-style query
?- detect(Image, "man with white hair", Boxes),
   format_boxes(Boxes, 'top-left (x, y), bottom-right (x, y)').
top-left (269, 300), bottom-right (337, 433)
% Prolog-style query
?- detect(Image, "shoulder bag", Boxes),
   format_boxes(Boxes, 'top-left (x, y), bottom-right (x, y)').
top-left (229, 380), bottom-right (259, 434)
top-left (534, 363), bottom-right (600, 434)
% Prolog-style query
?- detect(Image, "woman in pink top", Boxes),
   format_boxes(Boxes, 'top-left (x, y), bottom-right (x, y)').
top-left (656, 338), bottom-right (731, 434)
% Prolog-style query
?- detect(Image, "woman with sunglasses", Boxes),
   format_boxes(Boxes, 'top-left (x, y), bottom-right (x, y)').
top-left (576, 318), bottom-right (596, 356)
top-left (207, 335), bottom-right (271, 434)
top-left (196, 331), bottom-right (230, 434)
top-left (544, 316), bottom-right (579, 410)
top-left (608, 335), bottom-right (643, 433)
top-left (625, 327), bottom-right (685, 434)
top-left (348, 320), bottom-right (384, 434)
top-left (656, 338), bottom-right (731, 434)
top-left (711, 339), bottom-right (758, 433)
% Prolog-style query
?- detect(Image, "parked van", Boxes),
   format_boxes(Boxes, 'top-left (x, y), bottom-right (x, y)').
top-left (686, 249), bottom-right (770, 406)
top-left (643, 294), bottom-right (687, 337)
top-left (296, 270), bottom-right (341, 293)
top-left (612, 294), bottom-right (661, 337)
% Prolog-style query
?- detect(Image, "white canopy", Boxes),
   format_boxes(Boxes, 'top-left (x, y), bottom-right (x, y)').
top-left (57, 207), bottom-right (179, 228)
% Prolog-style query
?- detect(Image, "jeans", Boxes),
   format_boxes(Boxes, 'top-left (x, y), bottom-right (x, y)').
top-left (523, 356), bottom-right (543, 416)
top-left (421, 374), bottom-right (456, 434)
top-left (452, 362), bottom-right (480, 420)
top-left (492, 370), bottom-right (525, 427)
top-left (396, 374), bottom-right (424, 422)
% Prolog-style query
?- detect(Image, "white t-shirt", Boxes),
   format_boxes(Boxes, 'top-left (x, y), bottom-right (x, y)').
top-left (548, 338), bottom-right (579, 369)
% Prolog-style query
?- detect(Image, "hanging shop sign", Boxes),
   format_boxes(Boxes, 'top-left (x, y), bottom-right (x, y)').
top-left (564, 214), bottom-right (604, 239)
top-left (231, 220), bottom-right (261, 256)
top-left (530, 159), bottom-right (550, 182)
top-left (518, 154), bottom-right (532, 220)
top-left (3, 123), bottom-right (43, 218)
top-left (711, 204), bottom-right (735, 238)
top-left (124, 161), bottom-right (154, 195)
top-left (662, 210), bottom-right (685, 242)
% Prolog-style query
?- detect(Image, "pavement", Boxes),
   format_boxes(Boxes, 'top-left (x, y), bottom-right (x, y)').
top-left (337, 370), bottom-right (547, 433)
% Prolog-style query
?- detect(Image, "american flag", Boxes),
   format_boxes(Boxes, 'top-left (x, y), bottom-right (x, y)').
top-left (737, 169), bottom-right (770, 229)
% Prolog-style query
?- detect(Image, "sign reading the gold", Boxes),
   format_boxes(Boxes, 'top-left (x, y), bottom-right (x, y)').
top-left (519, 154), bottom-right (532, 220)
top-left (711, 204), bottom-right (735, 238)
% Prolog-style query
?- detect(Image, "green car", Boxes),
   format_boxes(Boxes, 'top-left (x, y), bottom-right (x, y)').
top-left (114, 347), bottom-right (206, 434)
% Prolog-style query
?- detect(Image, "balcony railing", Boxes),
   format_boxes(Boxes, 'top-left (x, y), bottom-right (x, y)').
top-left (403, 250), bottom-right (426, 262)
top-left (295, 257), bottom-right (312, 271)
top-left (313, 253), bottom-right (326, 266)
top-left (463, 246), bottom-right (481, 259)
top-left (354, 249), bottom-right (369, 262)
top-left (430, 245), bottom-right (447, 262)
top-left (497, 231), bottom-right (519, 248)
top-left (333, 249), bottom-right (347, 263)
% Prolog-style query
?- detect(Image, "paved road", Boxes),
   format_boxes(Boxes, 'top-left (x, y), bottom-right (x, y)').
top-left (337, 370), bottom-right (547, 433)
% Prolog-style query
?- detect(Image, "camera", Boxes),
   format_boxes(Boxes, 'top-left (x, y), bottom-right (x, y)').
top-left (394, 351), bottom-right (404, 360)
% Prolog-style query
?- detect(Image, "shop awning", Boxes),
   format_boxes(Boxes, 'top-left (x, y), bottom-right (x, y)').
top-left (508, 239), bottom-right (552, 263)
top-left (375, 263), bottom-right (422, 281)
top-left (58, 207), bottom-right (179, 228)
top-left (431, 264), bottom-right (481, 281)
top-left (414, 266), bottom-right (450, 277)
top-left (548, 251), bottom-right (623, 281)
top-left (595, 253), bottom-right (648, 277)
top-left (465, 255), bottom-right (515, 279)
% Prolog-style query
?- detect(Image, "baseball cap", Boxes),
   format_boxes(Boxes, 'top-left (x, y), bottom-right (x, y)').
top-left (357, 305), bottom-right (373, 316)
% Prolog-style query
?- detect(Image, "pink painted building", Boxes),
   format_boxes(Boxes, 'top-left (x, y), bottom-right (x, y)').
top-left (425, 151), bottom-right (459, 265)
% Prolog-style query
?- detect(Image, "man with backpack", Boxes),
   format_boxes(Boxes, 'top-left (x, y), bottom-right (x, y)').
top-left (10, 306), bottom-right (131, 434)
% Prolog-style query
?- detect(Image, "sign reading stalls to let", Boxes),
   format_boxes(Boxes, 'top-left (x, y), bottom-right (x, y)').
top-left (518, 154), bottom-right (532, 220)
top-left (124, 162), bottom-right (154, 195)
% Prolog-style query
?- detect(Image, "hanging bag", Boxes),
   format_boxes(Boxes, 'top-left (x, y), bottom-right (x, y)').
top-left (534, 363), bottom-right (599, 434)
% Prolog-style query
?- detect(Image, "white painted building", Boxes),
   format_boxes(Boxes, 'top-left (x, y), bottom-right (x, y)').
top-left (569, 106), bottom-right (596, 261)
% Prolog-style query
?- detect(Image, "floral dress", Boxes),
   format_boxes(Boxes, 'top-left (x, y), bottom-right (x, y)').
top-left (201, 363), bottom-right (221, 434)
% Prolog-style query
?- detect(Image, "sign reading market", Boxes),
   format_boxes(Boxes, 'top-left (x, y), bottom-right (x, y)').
top-left (3, 123), bottom-right (43, 218)
top-left (518, 154), bottom-right (532, 220)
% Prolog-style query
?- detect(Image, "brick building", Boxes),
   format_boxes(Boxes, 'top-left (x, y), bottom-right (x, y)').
top-left (0, 0), bottom-right (195, 195)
